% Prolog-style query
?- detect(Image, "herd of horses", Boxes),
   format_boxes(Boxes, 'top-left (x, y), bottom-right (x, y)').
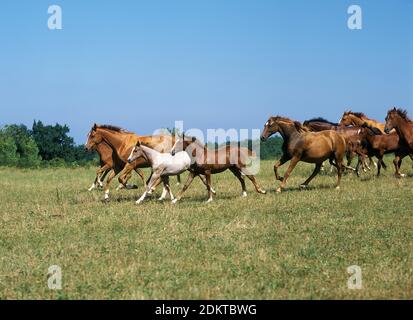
top-left (85, 107), bottom-right (413, 203)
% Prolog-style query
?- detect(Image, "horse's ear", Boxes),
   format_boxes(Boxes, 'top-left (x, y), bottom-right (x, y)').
top-left (192, 136), bottom-right (196, 142)
top-left (136, 141), bottom-right (141, 147)
top-left (93, 123), bottom-right (97, 130)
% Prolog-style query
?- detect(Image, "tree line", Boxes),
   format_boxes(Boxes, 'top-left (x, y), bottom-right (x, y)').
top-left (0, 122), bottom-right (283, 168)
top-left (0, 121), bottom-right (96, 168)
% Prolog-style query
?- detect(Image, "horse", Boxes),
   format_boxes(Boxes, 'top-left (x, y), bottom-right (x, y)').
top-left (127, 142), bottom-right (192, 204)
top-left (170, 135), bottom-right (266, 203)
top-left (86, 124), bottom-right (181, 200)
top-left (85, 133), bottom-right (145, 191)
top-left (385, 108), bottom-right (413, 151)
top-left (357, 124), bottom-right (412, 177)
top-left (261, 116), bottom-right (346, 192)
top-left (303, 117), bottom-right (375, 172)
top-left (339, 111), bottom-right (389, 134)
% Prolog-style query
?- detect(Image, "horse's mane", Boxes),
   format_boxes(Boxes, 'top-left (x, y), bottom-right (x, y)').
top-left (345, 111), bottom-right (368, 119)
top-left (96, 124), bottom-right (130, 133)
top-left (361, 123), bottom-right (382, 135)
top-left (272, 116), bottom-right (309, 133)
top-left (304, 117), bottom-right (338, 126)
top-left (392, 108), bottom-right (411, 122)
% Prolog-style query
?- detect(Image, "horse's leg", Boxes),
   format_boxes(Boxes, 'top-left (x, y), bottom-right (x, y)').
top-left (158, 185), bottom-right (168, 201)
top-left (205, 171), bottom-right (214, 203)
top-left (98, 168), bottom-right (111, 188)
top-left (136, 170), bottom-right (161, 204)
top-left (393, 152), bottom-right (406, 178)
top-left (277, 156), bottom-right (300, 193)
top-left (176, 174), bottom-right (181, 186)
top-left (148, 176), bottom-right (162, 194)
top-left (88, 165), bottom-right (110, 191)
top-left (134, 168), bottom-right (147, 189)
top-left (239, 166), bottom-right (266, 194)
top-left (300, 163), bottom-right (322, 188)
top-left (117, 169), bottom-right (135, 190)
top-left (117, 164), bottom-right (136, 190)
top-left (161, 176), bottom-right (174, 201)
top-left (229, 167), bottom-right (247, 197)
top-left (368, 156), bottom-right (377, 169)
top-left (274, 154), bottom-right (291, 181)
top-left (376, 154), bottom-right (384, 177)
top-left (330, 155), bottom-right (344, 189)
top-left (198, 174), bottom-right (216, 194)
top-left (172, 171), bottom-right (196, 203)
top-left (103, 170), bottom-right (118, 201)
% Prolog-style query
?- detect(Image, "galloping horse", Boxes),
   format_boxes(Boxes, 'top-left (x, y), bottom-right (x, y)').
top-left (339, 111), bottom-right (389, 134)
top-left (85, 134), bottom-right (145, 191)
top-left (170, 135), bottom-right (266, 203)
top-left (385, 108), bottom-right (413, 151)
top-left (86, 124), bottom-right (181, 200)
top-left (261, 116), bottom-right (346, 192)
top-left (127, 142), bottom-right (192, 204)
top-left (357, 124), bottom-right (412, 177)
top-left (303, 117), bottom-right (374, 172)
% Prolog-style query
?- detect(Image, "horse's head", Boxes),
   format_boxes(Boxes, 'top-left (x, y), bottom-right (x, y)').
top-left (171, 134), bottom-right (196, 155)
top-left (85, 124), bottom-right (103, 151)
top-left (339, 111), bottom-right (354, 126)
top-left (385, 107), bottom-right (409, 133)
top-left (261, 117), bottom-right (280, 141)
top-left (128, 141), bottom-right (145, 163)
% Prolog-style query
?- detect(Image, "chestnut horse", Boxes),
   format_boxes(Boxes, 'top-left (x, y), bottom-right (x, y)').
top-left (303, 117), bottom-right (376, 172)
top-left (86, 124), bottom-right (181, 200)
top-left (357, 124), bottom-right (412, 177)
top-left (170, 135), bottom-right (266, 203)
top-left (339, 111), bottom-right (389, 134)
top-left (261, 116), bottom-right (346, 192)
top-left (385, 108), bottom-right (413, 151)
top-left (85, 134), bottom-right (145, 191)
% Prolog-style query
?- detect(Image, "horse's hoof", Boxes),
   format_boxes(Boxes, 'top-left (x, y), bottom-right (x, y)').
top-left (259, 189), bottom-right (267, 194)
top-left (335, 186), bottom-right (340, 190)
top-left (396, 174), bottom-right (406, 178)
top-left (276, 188), bottom-right (282, 193)
top-left (136, 200), bottom-right (142, 204)
top-left (158, 197), bottom-right (164, 201)
top-left (241, 191), bottom-right (247, 197)
top-left (172, 199), bottom-right (178, 204)
top-left (211, 189), bottom-right (217, 195)
top-left (277, 177), bottom-right (284, 181)
top-left (299, 184), bottom-right (307, 189)
top-left (206, 198), bottom-right (213, 203)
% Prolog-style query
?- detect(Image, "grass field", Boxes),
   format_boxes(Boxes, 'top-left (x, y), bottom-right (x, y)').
top-left (0, 159), bottom-right (412, 299)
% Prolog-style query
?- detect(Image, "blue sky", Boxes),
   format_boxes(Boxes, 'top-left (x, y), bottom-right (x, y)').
top-left (0, 0), bottom-right (412, 143)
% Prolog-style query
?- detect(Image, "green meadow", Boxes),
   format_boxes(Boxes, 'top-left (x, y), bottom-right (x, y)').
top-left (0, 159), bottom-right (412, 299)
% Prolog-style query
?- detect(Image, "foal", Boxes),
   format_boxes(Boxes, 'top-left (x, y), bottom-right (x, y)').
top-left (261, 116), bottom-right (346, 192)
top-left (357, 124), bottom-right (412, 177)
top-left (171, 135), bottom-right (266, 203)
top-left (127, 142), bottom-right (191, 204)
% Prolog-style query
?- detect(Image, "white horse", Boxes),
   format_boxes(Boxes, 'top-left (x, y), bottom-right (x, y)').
top-left (127, 142), bottom-right (191, 203)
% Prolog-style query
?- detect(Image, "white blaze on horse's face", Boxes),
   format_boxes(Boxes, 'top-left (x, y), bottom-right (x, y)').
top-left (85, 132), bottom-right (90, 145)
top-left (171, 139), bottom-right (178, 154)
top-left (128, 146), bottom-right (136, 162)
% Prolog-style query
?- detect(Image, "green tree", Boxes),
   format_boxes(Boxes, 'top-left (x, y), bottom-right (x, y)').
top-left (4, 124), bottom-right (41, 167)
top-left (32, 120), bottom-right (76, 162)
top-left (0, 130), bottom-right (19, 166)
